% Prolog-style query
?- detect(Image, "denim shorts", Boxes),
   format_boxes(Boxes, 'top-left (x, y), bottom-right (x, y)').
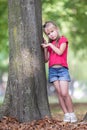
top-left (49, 67), bottom-right (71, 83)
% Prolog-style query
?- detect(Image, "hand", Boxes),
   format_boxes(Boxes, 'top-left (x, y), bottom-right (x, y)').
top-left (41, 38), bottom-right (48, 48)
top-left (41, 44), bottom-right (47, 48)
top-left (41, 43), bottom-right (51, 48)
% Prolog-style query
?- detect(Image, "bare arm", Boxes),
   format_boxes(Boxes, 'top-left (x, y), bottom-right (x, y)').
top-left (41, 40), bottom-right (49, 62)
top-left (43, 48), bottom-right (49, 62)
top-left (41, 42), bottom-right (66, 55)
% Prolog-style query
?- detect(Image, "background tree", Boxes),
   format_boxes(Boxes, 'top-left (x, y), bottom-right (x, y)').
top-left (0, 0), bottom-right (51, 122)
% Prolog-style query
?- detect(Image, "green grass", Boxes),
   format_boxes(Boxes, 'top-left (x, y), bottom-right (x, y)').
top-left (48, 95), bottom-right (87, 104)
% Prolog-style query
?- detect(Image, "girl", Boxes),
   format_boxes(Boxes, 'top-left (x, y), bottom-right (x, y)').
top-left (41, 21), bottom-right (77, 123)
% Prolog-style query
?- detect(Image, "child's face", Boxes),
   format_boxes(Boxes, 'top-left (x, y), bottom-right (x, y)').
top-left (44, 24), bottom-right (59, 41)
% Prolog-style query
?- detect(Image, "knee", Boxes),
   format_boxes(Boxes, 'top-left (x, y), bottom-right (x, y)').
top-left (61, 92), bottom-right (69, 98)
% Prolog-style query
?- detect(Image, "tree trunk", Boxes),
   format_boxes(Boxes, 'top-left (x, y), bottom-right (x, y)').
top-left (0, 0), bottom-right (51, 122)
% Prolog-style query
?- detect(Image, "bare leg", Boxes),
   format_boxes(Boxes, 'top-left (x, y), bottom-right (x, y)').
top-left (59, 81), bottom-right (74, 113)
top-left (53, 80), bottom-right (77, 122)
top-left (53, 80), bottom-right (68, 113)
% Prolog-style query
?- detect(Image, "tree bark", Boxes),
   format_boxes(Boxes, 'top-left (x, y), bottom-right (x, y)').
top-left (0, 0), bottom-right (51, 122)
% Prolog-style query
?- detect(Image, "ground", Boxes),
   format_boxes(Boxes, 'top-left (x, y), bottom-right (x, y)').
top-left (0, 103), bottom-right (87, 130)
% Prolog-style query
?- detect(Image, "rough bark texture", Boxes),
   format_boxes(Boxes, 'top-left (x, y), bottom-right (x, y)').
top-left (0, 0), bottom-right (51, 122)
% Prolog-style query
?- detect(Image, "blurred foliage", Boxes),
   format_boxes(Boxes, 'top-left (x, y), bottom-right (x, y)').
top-left (0, 0), bottom-right (8, 76)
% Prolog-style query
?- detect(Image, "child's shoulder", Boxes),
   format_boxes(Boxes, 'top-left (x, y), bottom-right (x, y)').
top-left (59, 36), bottom-right (68, 43)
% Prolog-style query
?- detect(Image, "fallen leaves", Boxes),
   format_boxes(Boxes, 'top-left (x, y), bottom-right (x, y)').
top-left (0, 116), bottom-right (87, 130)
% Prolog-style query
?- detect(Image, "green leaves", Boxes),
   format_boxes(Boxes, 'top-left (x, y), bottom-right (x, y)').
top-left (0, 0), bottom-right (8, 72)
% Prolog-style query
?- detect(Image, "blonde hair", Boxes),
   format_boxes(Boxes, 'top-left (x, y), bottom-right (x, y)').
top-left (43, 21), bottom-right (57, 29)
top-left (43, 21), bottom-right (60, 42)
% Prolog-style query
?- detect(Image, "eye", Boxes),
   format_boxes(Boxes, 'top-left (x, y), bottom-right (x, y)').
top-left (47, 33), bottom-right (50, 35)
top-left (51, 30), bottom-right (54, 33)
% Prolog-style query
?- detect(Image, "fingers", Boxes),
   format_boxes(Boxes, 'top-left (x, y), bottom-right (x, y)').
top-left (41, 44), bottom-right (46, 48)
top-left (41, 43), bottom-right (48, 48)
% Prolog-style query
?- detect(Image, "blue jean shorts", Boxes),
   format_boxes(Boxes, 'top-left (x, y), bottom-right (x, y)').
top-left (49, 67), bottom-right (71, 83)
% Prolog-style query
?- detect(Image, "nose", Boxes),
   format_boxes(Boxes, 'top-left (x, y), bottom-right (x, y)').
top-left (50, 32), bottom-right (53, 36)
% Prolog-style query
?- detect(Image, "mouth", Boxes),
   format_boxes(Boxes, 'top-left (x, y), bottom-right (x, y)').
top-left (51, 36), bottom-right (55, 39)
top-left (51, 37), bottom-right (56, 40)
